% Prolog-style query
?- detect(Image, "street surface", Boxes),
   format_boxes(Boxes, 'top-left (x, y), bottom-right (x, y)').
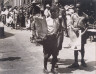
top-left (0, 26), bottom-right (96, 74)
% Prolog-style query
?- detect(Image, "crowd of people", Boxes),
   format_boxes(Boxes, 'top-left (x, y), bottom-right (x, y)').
top-left (0, 1), bottom-right (40, 30)
top-left (0, 1), bottom-right (90, 73)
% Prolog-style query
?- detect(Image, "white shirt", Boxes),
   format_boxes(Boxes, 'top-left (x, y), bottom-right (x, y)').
top-left (5, 10), bottom-right (9, 15)
top-left (26, 19), bottom-right (30, 28)
top-left (44, 9), bottom-right (51, 18)
top-left (46, 17), bottom-right (59, 35)
top-left (6, 16), bottom-right (13, 24)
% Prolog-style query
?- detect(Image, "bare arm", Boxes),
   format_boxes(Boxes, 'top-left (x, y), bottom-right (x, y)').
top-left (81, 27), bottom-right (88, 36)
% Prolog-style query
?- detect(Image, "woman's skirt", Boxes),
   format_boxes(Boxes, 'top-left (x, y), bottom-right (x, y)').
top-left (68, 27), bottom-right (81, 50)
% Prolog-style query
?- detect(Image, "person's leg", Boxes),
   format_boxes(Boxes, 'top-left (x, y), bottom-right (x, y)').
top-left (43, 39), bottom-right (51, 72)
top-left (68, 50), bottom-right (79, 68)
top-left (44, 53), bottom-right (51, 70)
top-left (80, 43), bottom-right (87, 67)
top-left (20, 22), bottom-right (23, 31)
top-left (31, 22), bottom-right (36, 42)
top-left (63, 19), bottom-right (69, 37)
top-left (80, 44), bottom-right (85, 60)
top-left (74, 50), bottom-right (79, 63)
top-left (11, 22), bottom-right (14, 29)
top-left (13, 23), bottom-right (15, 29)
top-left (51, 55), bottom-right (58, 73)
top-left (14, 21), bottom-right (16, 29)
top-left (57, 30), bottom-right (64, 50)
top-left (64, 23), bottom-right (69, 37)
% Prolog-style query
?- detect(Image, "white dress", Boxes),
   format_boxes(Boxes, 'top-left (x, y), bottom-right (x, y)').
top-left (26, 19), bottom-right (30, 28)
top-left (69, 13), bottom-right (82, 50)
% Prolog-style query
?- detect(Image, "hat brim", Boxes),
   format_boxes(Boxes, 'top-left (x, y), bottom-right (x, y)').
top-left (32, 1), bottom-right (38, 4)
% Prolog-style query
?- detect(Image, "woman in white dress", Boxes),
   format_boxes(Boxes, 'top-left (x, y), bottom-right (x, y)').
top-left (26, 16), bottom-right (30, 30)
top-left (68, 6), bottom-right (89, 68)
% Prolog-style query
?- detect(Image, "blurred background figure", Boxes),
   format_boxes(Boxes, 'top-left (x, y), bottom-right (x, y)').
top-left (18, 7), bottom-right (25, 30)
top-left (1, 7), bottom-right (6, 25)
top-left (44, 4), bottom-right (51, 18)
top-left (13, 6), bottom-right (18, 29)
top-left (26, 15), bottom-right (30, 30)
top-left (6, 13), bottom-right (13, 28)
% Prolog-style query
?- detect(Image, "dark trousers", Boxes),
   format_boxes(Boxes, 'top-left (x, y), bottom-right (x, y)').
top-left (74, 32), bottom-right (89, 63)
top-left (43, 35), bottom-right (59, 70)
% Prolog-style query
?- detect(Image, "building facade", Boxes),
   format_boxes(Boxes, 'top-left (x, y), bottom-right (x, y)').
top-left (4, 0), bottom-right (42, 7)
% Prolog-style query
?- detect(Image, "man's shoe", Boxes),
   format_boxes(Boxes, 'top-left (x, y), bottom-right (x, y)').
top-left (81, 60), bottom-right (87, 67)
top-left (68, 63), bottom-right (79, 68)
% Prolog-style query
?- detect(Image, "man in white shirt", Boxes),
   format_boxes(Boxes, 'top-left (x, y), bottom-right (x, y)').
top-left (46, 17), bottom-right (59, 35)
top-left (44, 4), bottom-right (51, 18)
top-left (43, 6), bottom-right (63, 73)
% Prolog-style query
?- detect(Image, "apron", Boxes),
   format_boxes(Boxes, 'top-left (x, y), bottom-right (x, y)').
top-left (69, 16), bottom-right (84, 50)
top-left (69, 29), bottom-right (81, 50)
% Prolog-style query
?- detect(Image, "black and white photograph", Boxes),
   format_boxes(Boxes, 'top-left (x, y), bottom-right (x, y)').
top-left (0, 0), bottom-right (96, 74)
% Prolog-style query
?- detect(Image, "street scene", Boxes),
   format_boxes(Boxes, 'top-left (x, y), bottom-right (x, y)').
top-left (0, 0), bottom-right (96, 74)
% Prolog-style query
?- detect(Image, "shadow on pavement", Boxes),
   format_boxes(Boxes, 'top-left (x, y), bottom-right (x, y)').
top-left (79, 61), bottom-right (96, 71)
top-left (0, 57), bottom-right (21, 61)
top-left (48, 59), bottom-right (81, 65)
top-left (56, 59), bottom-right (96, 73)
top-left (0, 32), bottom-right (14, 39)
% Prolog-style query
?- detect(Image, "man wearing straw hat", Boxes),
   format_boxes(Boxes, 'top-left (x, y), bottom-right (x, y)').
top-left (44, 4), bottom-right (51, 18)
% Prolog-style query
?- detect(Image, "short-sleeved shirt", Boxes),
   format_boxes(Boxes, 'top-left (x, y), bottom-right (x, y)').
top-left (46, 17), bottom-right (59, 35)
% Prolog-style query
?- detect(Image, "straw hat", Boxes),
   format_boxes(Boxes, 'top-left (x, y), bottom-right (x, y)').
top-left (32, 0), bottom-right (37, 4)
top-left (46, 4), bottom-right (50, 8)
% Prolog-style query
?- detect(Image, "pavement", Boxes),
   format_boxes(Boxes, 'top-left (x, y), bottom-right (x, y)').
top-left (0, 25), bottom-right (96, 74)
